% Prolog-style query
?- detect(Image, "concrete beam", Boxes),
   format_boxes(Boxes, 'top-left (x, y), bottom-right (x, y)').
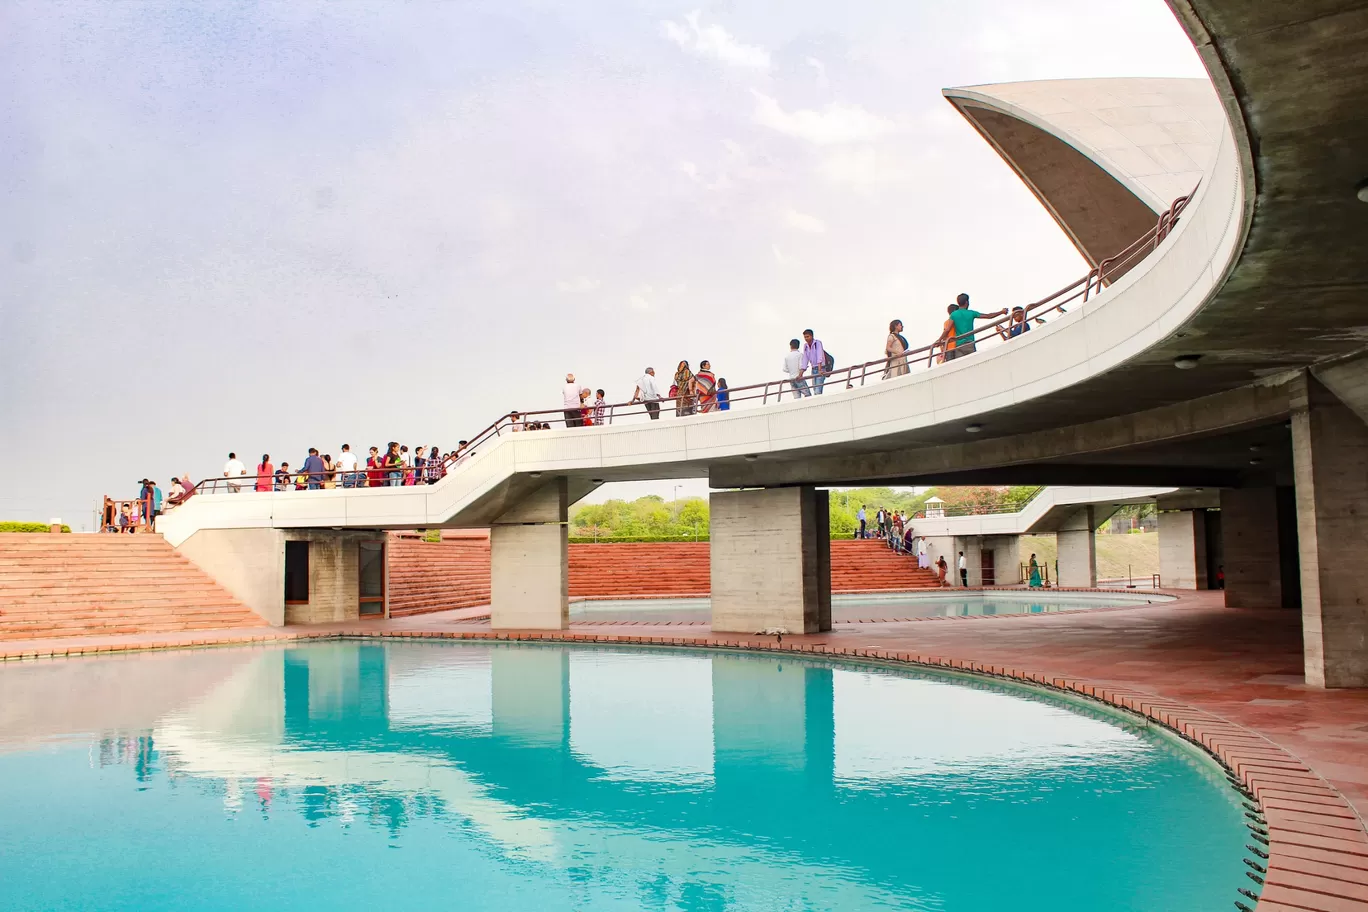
top-left (490, 478), bottom-right (569, 630)
top-left (711, 379), bottom-right (1294, 490)
top-left (710, 487), bottom-right (831, 634)
top-left (1292, 375), bottom-right (1368, 688)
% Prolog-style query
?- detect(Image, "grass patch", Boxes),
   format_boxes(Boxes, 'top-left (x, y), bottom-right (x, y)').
top-left (1020, 530), bottom-right (1159, 582)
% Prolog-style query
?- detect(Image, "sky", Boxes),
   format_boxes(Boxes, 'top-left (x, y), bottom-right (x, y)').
top-left (0, 0), bottom-right (1207, 528)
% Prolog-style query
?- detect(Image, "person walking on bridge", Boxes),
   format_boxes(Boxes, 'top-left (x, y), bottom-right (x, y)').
top-left (301, 448), bottom-right (326, 490)
top-left (255, 455), bottom-right (273, 492)
top-left (783, 339), bottom-right (809, 399)
top-left (563, 373), bottom-right (583, 427)
top-left (631, 367), bottom-right (662, 420)
top-left (223, 452), bottom-right (247, 493)
top-left (884, 319), bottom-right (910, 378)
top-left (673, 361), bottom-right (696, 416)
top-left (945, 293), bottom-right (1007, 359)
top-left (800, 329), bottom-right (829, 395)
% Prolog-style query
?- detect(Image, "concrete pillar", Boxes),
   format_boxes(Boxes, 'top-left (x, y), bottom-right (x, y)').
top-left (1292, 376), bottom-right (1368, 688)
top-left (956, 536), bottom-right (983, 587)
top-left (1220, 488), bottom-right (1282, 608)
top-left (1159, 509), bottom-right (1208, 590)
top-left (710, 487), bottom-right (831, 634)
top-left (1056, 506), bottom-right (1097, 588)
top-left (490, 478), bottom-right (569, 630)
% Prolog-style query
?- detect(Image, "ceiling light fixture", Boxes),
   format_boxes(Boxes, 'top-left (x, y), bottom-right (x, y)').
top-left (1173, 354), bottom-right (1202, 369)
top-left (744, 454), bottom-right (759, 461)
top-left (1357, 178), bottom-right (1368, 203)
top-left (1249, 457), bottom-right (1263, 466)
top-left (965, 423), bottom-right (983, 434)
top-left (529, 471), bottom-right (542, 479)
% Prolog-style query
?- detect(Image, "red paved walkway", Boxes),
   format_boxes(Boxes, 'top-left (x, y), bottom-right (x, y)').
top-left (4, 592), bottom-right (1366, 910)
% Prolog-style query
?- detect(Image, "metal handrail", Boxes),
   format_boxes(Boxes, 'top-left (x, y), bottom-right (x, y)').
top-left (190, 191), bottom-right (1193, 496)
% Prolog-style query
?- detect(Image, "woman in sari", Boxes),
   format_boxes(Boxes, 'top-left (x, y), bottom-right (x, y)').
top-left (717, 378), bottom-right (730, 411)
top-left (1028, 553), bottom-right (1043, 588)
top-left (884, 319), bottom-right (910, 378)
top-left (694, 360), bottom-right (717, 412)
top-left (673, 361), bottom-right (696, 416)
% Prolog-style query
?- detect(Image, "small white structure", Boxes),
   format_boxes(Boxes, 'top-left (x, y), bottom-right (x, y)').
top-left (923, 497), bottom-right (946, 520)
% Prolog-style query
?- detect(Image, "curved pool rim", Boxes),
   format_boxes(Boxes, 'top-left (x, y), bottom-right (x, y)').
top-left (7, 624), bottom-right (1362, 911)
top-left (567, 589), bottom-right (1177, 624)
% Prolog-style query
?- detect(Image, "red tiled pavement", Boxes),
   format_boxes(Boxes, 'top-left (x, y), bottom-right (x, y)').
top-left (3, 590), bottom-right (1367, 910)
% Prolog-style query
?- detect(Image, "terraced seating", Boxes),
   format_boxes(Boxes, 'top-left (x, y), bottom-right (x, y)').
top-left (0, 534), bottom-right (264, 640)
top-left (385, 535), bottom-right (940, 616)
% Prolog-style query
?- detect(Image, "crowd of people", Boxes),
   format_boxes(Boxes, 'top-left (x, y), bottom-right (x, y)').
top-left (214, 442), bottom-right (478, 493)
top-left (144, 296), bottom-right (1036, 508)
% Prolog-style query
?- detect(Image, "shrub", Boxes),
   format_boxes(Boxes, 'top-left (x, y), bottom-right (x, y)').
top-left (0, 521), bottom-right (71, 533)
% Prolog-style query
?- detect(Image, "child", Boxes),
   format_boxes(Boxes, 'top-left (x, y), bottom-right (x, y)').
top-left (119, 504), bottom-right (132, 533)
top-left (593, 389), bottom-right (607, 425)
top-left (275, 463), bottom-right (292, 492)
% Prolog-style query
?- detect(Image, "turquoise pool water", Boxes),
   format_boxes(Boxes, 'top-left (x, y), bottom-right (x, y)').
top-left (570, 591), bottom-right (1169, 623)
top-left (0, 641), bottom-right (1250, 910)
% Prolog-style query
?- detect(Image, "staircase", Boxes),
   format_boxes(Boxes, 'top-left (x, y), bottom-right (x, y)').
top-left (830, 540), bottom-right (943, 591)
top-left (570, 542), bottom-right (712, 598)
top-left (387, 533), bottom-right (492, 618)
top-left (384, 536), bottom-right (940, 616)
top-left (0, 534), bottom-right (265, 641)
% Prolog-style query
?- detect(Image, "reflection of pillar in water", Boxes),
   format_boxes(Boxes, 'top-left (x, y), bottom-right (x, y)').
top-left (490, 646), bottom-right (570, 749)
top-left (711, 655), bottom-right (834, 794)
top-left (283, 644), bottom-right (389, 739)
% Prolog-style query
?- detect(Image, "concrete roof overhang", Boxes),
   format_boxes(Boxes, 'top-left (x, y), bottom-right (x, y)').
top-left (716, 2), bottom-right (1368, 490)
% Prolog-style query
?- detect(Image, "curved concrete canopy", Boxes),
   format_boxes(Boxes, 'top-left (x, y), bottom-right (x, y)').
top-left (943, 78), bottom-right (1224, 269)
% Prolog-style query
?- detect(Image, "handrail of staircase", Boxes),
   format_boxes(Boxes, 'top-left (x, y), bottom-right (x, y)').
top-left (190, 192), bottom-right (1192, 496)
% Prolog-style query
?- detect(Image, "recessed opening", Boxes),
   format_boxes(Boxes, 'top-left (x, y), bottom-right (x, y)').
top-left (284, 541), bottom-right (310, 604)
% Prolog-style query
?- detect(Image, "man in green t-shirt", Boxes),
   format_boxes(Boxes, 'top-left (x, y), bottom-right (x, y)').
top-left (945, 292), bottom-right (1008, 358)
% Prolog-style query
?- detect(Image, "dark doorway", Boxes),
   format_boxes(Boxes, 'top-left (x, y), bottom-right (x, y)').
top-left (981, 549), bottom-right (996, 587)
top-left (284, 540), bottom-right (310, 604)
top-left (359, 541), bottom-right (386, 617)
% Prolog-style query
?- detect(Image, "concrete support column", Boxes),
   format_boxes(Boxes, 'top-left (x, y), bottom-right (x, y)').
top-left (1220, 488), bottom-right (1282, 608)
top-left (1056, 506), bottom-right (1097, 588)
top-left (1292, 376), bottom-right (1368, 688)
top-left (710, 487), bottom-right (831, 634)
top-left (490, 478), bottom-right (569, 630)
top-left (956, 536), bottom-right (983, 587)
top-left (1159, 509), bottom-right (1208, 590)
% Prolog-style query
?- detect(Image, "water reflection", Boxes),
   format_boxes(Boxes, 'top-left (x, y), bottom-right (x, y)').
top-left (0, 642), bottom-right (1247, 911)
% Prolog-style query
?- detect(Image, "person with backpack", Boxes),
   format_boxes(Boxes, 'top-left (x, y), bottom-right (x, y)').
top-left (800, 329), bottom-right (832, 395)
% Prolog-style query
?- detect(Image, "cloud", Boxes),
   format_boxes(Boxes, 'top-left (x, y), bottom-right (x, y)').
top-left (751, 91), bottom-right (896, 144)
top-left (556, 276), bottom-right (601, 293)
top-left (745, 300), bottom-right (782, 325)
top-left (783, 208), bottom-right (826, 234)
top-left (818, 147), bottom-right (917, 189)
top-left (679, 159), bottom-right (732, 191)
top-left (772, 244), bottom-right (788, 265)
top-left (661, 11), bottom-right (770, 70)
top-left (628, 284), bottom-right (655, 311)
top-left (805, 56), bottom-right (828, 86)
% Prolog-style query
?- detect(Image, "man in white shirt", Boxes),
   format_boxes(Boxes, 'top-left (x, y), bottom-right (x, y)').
top-left (782, 339), bottom-right (809, 399)
top-left (336, 444), bottom-right (359, 488)
top-left (958, 551), bottom-right (968, 587)
top-left (631, 367), bottom-right (663, 420)
top-left (563, 373), bottom-right (583, 428)
top-left (223, 452), bottom-right (247, 493)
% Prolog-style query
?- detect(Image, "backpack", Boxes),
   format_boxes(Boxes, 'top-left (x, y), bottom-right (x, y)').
top-left (822, 349), bottom-right (835, 372)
